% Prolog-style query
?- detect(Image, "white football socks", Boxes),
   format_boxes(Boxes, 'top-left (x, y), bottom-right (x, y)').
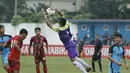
top-left (75, 57), bottom-right (90, 68)
top-left (72, 60), bottom-right (87, 73)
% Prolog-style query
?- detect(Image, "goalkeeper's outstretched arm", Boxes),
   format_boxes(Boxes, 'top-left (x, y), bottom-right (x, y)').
top-left (57, 10), bottom-right (64, 18)
top-left (42, 8), bottom-right (60, 32)
top-left (42, 8), bottom-right (53, 29)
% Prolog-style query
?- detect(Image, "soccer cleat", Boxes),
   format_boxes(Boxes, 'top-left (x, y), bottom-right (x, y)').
top-left (86, 67), bottom-right (92, 72)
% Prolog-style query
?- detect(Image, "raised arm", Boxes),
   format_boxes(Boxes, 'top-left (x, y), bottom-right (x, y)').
top-left (42, 8), bottom-right (60, 32)
top-left (57, 10), bottom-right (64, 18)
top-left (42, 8), bottom-right (53, 29)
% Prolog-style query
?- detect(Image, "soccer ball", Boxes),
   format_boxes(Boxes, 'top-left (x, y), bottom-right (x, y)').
top-left (46, 7), bottom-right (56, 15)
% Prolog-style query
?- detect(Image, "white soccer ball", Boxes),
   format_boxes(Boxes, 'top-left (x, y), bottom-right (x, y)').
top-left (46, 7), bottom-right (56, 15)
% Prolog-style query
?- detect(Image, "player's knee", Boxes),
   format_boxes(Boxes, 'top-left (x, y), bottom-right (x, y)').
top-left (42, 61), bottom-right (46, 66)
top-left (13, 70), bottom-right (19, 73)
top-left (98, 61), bottom-right (101, 63)
top-left (43, 63), bottom-right (47, 67)
top-left (97, 60), bottom-right (101, 62)
top-left (36, 63), bottom-right (40, 67)
top-left (92, 59), bottom-right (95, 62)
top-left (42, 57), bottom-right (46, 60)
top-left (36, 64), bottom-right (40, 67)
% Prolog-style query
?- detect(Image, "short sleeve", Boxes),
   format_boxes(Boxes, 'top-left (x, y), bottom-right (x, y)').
top-left (43, 37), bottom-right (48, 44)
top-left (52, 26), bottom-right (60, 32)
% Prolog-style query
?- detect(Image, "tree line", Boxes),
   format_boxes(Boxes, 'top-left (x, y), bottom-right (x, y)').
top-left (0, 0), bottom-right (130, 25)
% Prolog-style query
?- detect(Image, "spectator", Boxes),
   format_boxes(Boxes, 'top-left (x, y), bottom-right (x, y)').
top-left (83, 34), bottom-right (88, 44)
top-left (78, 39), bottom-right (85, 58)
top-left (91, 34), bottom-right (103, 72)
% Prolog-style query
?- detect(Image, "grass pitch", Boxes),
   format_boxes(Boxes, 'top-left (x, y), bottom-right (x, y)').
top-left (0, 56), bottom-right (129, 73)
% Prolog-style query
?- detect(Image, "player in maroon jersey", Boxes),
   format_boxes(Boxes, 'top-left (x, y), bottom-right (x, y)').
top-left (28, 27), bottom-right (48, 73)
top-left (3, 29), bottom-right (28, 73)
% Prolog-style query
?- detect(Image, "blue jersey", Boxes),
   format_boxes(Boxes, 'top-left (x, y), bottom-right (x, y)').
top-left (0, 34), bottom-right (12, 54)
top-left (52, 21), bottom-right (75, 48)
top-left (108, 44), bottom-right (125, 69)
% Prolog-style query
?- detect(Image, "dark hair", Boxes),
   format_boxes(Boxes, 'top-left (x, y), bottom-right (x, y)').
top-left (35, 27), bottom-right (41, 32)
top-left (113, 32), bottom-right (122, 38)
top-left (19, 29), bottom-right (28, 35)
top-left (0, 25), bottom-right (4, 29)
top-left (59, 18), bottom-right (66, 26)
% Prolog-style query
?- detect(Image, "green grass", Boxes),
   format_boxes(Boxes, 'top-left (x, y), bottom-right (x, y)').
top-left (0, 56), bottom-right (129, 73)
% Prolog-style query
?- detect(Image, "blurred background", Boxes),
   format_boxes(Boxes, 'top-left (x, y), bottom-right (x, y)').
top-left (0, 0), bottom-right (130, 73)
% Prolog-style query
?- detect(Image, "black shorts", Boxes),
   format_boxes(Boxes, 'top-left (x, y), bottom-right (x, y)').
top-left (92, 53), bottom-right (102, 61)
top-left (79, 46), bottom-right (83, 53)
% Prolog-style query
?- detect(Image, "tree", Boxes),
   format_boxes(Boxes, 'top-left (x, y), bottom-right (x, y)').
top-left (118, 0), bottom-right (130, 18)
top-left (17, 0), bottom-right (28, 16)
top-left (25, 3), bottom-right (48, 23)
top-left (73, 13), bottom-right (96, 19)
top-left (87, 0), bottom-right (130, 19)
top-left (11, 15), bottom-right (25, 26)
top-left (0, 1), bottom-right (7, 22)
top-left (0, 0), bottom-right (15, 22)
top-left (0, 0), bottom-right (27, 23)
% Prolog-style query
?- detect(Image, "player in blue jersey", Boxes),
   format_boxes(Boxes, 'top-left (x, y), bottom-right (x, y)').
top-left (42, 8), bottom-right (92, 73)
top-left (108, 32), bottom-right (129, 73)
top-left (0, 25), bottom-right (12, 73)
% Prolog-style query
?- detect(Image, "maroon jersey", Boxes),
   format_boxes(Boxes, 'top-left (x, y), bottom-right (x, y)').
top-left (30, 35), bottom-right (48, 56)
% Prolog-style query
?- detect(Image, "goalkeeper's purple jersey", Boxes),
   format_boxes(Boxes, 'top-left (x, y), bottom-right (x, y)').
top-left (52, 22), bottom-right (75, 48)
top-left (58, 26), bottom-right (74, 48)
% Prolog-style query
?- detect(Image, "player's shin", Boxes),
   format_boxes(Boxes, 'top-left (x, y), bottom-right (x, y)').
top-left (13, 70), bottom-right (19, 73)
top-left (43, 65), bottom-right (47, 73)
top-left (75, 57), bottom-right (91, 68)
top-left (36, 64), bottom-right (40, 73)
top-left (98, 61), bottom-right (102, 72)
top-left (92, 61), bottom-right (95, 72)
top-left (3, 65), bottom-right (12, 73)
top-left (4, 67), bottom-right (12, 73)
top-left (72, 60), bottom-right (87, 73)
top-left (42, 60), bottom-right (47, 73)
